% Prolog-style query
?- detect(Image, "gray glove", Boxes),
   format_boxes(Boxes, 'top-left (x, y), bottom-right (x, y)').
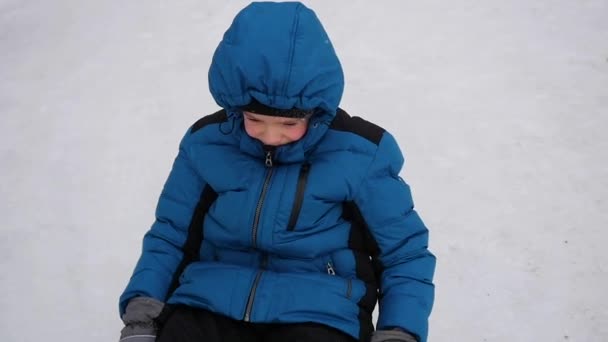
top-left (119, 297), bottom-right (164, 342)
top-left (370, 329), bottom-right (418, 342)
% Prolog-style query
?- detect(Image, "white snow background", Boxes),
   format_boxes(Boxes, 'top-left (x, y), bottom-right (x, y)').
top-left (1, 0), bottom-right (607, 341)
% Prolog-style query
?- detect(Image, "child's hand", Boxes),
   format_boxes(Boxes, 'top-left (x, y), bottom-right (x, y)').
top-left (119, 297), bottom-right (164, 342)
top-left (370, 328), bottom-right (418, 342)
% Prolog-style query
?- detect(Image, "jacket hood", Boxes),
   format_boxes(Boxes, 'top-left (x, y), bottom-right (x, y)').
top-left (208, 2), bottom-right (344, 119)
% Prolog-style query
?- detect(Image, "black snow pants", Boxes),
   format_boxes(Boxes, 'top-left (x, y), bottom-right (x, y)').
top-left (156, 305), bottom-right (357, 342)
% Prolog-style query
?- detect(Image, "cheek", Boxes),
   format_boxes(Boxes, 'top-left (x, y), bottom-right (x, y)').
top-left (284, 125), bottom-right (308, 141)
top-left (244, 121), bottom-right (261, 138)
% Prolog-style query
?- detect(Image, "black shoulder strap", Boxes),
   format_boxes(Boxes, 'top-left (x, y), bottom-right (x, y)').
top-left (165, 185), bottom-right (218, 299)
top-left (191, 109), bottom-right (228, 134)
top-left (329, 109), bottom-right (385, 145)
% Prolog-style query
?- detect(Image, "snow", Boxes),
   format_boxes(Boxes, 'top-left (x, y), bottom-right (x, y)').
top-left (1, 1), bottom-right (607, 341)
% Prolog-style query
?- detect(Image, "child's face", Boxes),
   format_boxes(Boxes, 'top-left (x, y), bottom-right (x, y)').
top-left (243, 111), bottom-right (309, 146)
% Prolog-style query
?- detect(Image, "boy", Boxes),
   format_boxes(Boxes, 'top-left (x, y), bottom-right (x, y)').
top-left (119, 2), bottom-right (435, 342)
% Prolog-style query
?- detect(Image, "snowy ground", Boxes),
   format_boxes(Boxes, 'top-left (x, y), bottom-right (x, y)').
top-left (1, 1), bottom-right (607, 341)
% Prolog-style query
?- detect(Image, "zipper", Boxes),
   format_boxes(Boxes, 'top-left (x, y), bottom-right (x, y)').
top-left (244, 149), bottom-right (274, 322)
top-left (251, 150), bottom-right (274, 248)
top-left (287, 163), bottom-right (311, 231)
top-left (243, 254), bottom-right (268, 322)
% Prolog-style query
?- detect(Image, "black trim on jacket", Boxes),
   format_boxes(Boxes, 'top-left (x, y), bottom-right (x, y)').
top-left (329, 109), bottom-right (385, 145)
top-left (165, 185), bottom-right (218, 299)
top-left (191, 109), bottom-right (228, 134)
top-left (344, 201), bottom-right (384, 342)
top-left (287, 163), bottom-right (311, 231)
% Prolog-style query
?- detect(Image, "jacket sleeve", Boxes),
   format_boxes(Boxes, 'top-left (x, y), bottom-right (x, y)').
top-left (119, 128), bottom-right (207, 315)
top-left (352, 132), bottom-right (436, 342)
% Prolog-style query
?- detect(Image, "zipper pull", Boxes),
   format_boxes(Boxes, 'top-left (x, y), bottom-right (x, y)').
top-left (326, 261), bottom-right (336, 275)
top-left (265, 150), bottom-right (273, 167)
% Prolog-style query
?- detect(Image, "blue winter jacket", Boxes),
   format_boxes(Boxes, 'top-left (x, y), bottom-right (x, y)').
top-left (119, 2), bottom-right (435, 341)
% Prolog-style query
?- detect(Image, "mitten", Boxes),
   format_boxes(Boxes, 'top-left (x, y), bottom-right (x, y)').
top-left (370, 329), bottom-right (418, 342)
top-left (119, 297), bottom-right (164, 342)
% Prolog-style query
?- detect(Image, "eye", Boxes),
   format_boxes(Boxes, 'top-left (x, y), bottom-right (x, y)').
top-left (246, 116), bottom-right (261, 123)
top-left (282, 122), bottom-right (298, 127)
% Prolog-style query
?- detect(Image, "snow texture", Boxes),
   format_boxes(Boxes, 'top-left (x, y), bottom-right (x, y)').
top-left (1, 0), bottom-right (607, 341)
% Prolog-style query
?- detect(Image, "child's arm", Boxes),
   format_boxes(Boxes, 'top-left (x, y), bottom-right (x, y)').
top-left (353, 132), bottom-right (436, 342)
top-left (119, 127), bottom-right (208, 315)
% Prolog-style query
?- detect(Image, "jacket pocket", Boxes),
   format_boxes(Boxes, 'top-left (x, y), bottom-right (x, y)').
top-left (324, 258), bottom-right (353, 300)
top-left (287, 163), bottom-right (311, 231)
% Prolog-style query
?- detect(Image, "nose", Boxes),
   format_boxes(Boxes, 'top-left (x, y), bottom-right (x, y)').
top-left (255, 127), bottom-right (283, 146)
top-left (260, 133), bottom-right (282, 146)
